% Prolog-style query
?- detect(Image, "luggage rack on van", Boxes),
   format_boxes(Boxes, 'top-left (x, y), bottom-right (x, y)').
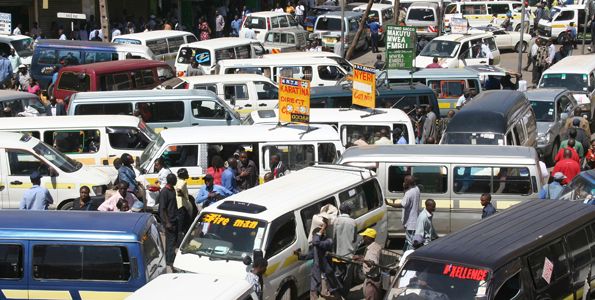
top-left (268, 121), bottom-right (320, 138)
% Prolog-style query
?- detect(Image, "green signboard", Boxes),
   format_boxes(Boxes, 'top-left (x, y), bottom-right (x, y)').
top-left (385, 25), bottom-right (416, 70)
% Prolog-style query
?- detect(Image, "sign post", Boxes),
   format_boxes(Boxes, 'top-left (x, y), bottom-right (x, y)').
top-left (278, 77), bottom-right (310, 124)
top-left (0, 12), bottom-right (11, 35)
top-left (352, 64), bottom-right (376, 108)
top-left (385, 25), bottom-right (416, 70)
top-left (57, 12), bottom-right (86, 33)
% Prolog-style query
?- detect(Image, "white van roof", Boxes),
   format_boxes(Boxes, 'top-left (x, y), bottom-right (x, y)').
top-left (127, 273), bottom-right (253, 300)
top-left (70, 89), bottom-right (220, 103)
top-left (353, 3), bottom-right (394, 10)
top-left (407, 2), bottom-right (439, 8)
top-left (0, 34), bottom-right (32, 42)
top-left (160, 123), bottom-right (340, 144)
top-left (181, 74), bottom-right (275, 84)
top-left (0, 115), bottom-right (142, 130)
top-left (432, 33), bottom-right (493, 42)
top-left (0, 131), bottom-right (40, 149)
top-left (112, 30), bottom-right (195, 42)
top-left (204, 165), bottom-right (375, 220)
top-left (249, 108), bottom-right (411, 124)
top-left (262, 51), bottom-right (342, 60)
top-left (246, 11), bottom-right (292, 17)
top-left (180, 37), bottom-right (255, 49)
top-left (541, 54), bottom-right (595, 75)
top-left (338, 144), bottom-right (538, 165)
top-left (217, 57), bottom-right (339, 67)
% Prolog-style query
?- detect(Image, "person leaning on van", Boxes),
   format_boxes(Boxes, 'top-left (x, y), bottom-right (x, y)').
top-left (385, 175), bottom-right (421, 251)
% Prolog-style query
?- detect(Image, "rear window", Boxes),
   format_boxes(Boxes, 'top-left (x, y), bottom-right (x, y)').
top-left (113, 38), bottom-right (141, 45)
top-left (408, 8), bottom-right (435, 21)
top-left (74, 103), bottom-right (133, 115)
top-left (315, 17), bottom-right (343, 31)
top-left (99, 72), bottom-right (132, 91)
top-left (136, 101), bottom-right (184, 122)
top-left (244, 16), bottom-right (267, 29)
top-left (167, 36), bottom-right (185, 53)
top-left (57, 72), bottom-right (90, 92)
top-left (146, 39), bottom-right (168, 55)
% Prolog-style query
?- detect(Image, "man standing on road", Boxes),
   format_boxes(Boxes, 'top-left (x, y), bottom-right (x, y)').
top-left (367, 17), bottom-right (381, 53)
top-left (480, 193), bottom-right (496, 219)
top-left (20, 171), bottom-right (53, 210)
top-left (295, 1), bottom-right (305, 25)
top-left (414, 199), bottom-right (438, 246)
top-left (385, 175), bottom-right (420, 250)
top-left (159, 174), bottom-right (179, 269)
top-left (539, 172), bottom-right (566, 199)
top-left (215, 10), bottom-right (225, 38)
top-left (242, 24), bottom-right (257, 40)
top-left (563, 107), bottom-right (591, 137)
top-left (245, 257), bottom-right (268, 300)
top-left (524, 35), bottom-right (539, 71)
top-left (374, 54), bottom-right (385, 70)
top-left (0, 52), bottom-right (12, 88)
top-left (231, 15), bottom-right (242, 37)
top-left (7, 49), bottom-right (20, 74)
top-left (553, 149), bottom-right (581, 184)
top-left (421, 105), bottom-right (437, 144)
top-left (333, 203), bottom-right (356, 295)
top-left (355, 228), bottom-right (383, 300)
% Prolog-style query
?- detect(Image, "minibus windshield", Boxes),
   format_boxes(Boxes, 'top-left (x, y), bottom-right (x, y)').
top-left (11, 38), bottom-right (33, 57)
top-left (33, 142), bottom-right (82, 173)
top-left (393, 259), bottom-right (489, 299)
top-left (442, 132), bottom-right (505, 145)
top-left (539, 73), bottom-right (590, 93)
top-left (181, 212), bottom-right (267, 260)
top-left (140, 136), bottom-right (164, 171)
top-left (178, 47), bottom-right (211, 66)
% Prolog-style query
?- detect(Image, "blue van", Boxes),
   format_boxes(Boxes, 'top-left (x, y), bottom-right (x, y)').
top-left (0, 211), bottom-right (165, 300)
top-left (31, 40), bottom-right (154, 88)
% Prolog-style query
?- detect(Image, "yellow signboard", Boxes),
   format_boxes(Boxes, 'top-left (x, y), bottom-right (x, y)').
top-left (278, 77), bottom-right (310, 123)
top-left (352, 64), bottom-right (376, 109)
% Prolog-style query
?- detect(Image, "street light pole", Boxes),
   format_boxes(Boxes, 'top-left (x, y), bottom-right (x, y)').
top-left (340, 0), bottom-right (345, 57)
top-left (581, 0), bottom-right (591, 54)
top-left (517, 4), bottom-right (526, 76)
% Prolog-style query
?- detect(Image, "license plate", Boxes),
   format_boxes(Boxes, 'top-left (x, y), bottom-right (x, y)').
top-left (323, 37), bottom-right (335, 43)
top-left (417, 27), bottom-right (426, 32)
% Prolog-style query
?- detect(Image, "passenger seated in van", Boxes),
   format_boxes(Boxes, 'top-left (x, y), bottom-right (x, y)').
top-left (195, 174), bottom-right (233, 208)
top-left (393, 127), bottom-right (408, 144)
top-left (352, 133), bottom-right (369, 147)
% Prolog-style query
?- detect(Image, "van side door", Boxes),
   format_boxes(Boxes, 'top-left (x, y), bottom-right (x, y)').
top-left (41, 129), bottom-right (102, 167)
top-left (222, 83), bottom-right (252, 112)
top-left (0, 241), bottom-right (28, 295)
top-left (254, 80), bottom-right (279, 110)
top-left (261, 212), bottom-right (300, 295)
top-left (261, 143), bottom-right (317, 178)
top-left (525, 240), bottom-right (572, 299)
top-left (4, 149), bottom-right (58, 209)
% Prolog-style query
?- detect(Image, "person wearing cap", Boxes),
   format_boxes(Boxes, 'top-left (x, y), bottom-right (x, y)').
top-left (539, 172), bottom-right (566, 199)
top-left (414, 199), bottom-right (438, 246)
top-left (159, 174), bottom-right (179, 268)
top-left (354, 228), bottom-right (383, 300)
top-left (98, 181), bottom-right (139, 212)
top-left (295, 215), bottom-right (336, 300)
top-left (480, 193), bottom-right (496, 219)
top-left (195, 173), bottom-right (233, 208)
top-left (130, 200), bottom-right (145, 212)
top-left (16, 64), bottom-right (30, 91)
top-left (20, 171), bottom-right (53, 210)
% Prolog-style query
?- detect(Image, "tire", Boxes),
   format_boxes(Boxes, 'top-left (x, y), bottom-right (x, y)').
top-left (59, 200), bottom-right (74, 210)
top-left (515, 41), bottom-right (528, 53)
top-left (276, 283), bottom-right (295, 300)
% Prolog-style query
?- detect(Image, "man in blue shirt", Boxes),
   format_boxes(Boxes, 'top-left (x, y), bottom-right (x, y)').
top-left (0, 53), bottom-right (13, 88)
top-left (367, 17), bottom-right (381, 53)
top-left (480, 193), bottom-right (496, 219)
top-left (231, 15), bottom-right (242, 37)
top-left (196, 174), bottom-right (233, 208)
top-left (20, 171), bottom-right (53, 210)
top-left (539, 172), bottom-right (566, 199)
top-left (221, 158), bottom-right (239, 194)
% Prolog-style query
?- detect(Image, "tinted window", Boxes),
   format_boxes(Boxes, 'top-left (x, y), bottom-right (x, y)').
top-left (215, 48), bottom-right (236, 61)
top-left (235, 45), bottom-right (251, 59)
top-left (462, 4), bottom-right (486, 15)
top-left (84, 51), bottom-right (118, 63)
top-left (408, 8), bottom-right (435, 21)
top-left (338, 180), bottom-right (382, 218)
top-left (191, 100), bottom-right (226, 119)
top-left (74, 103), bottom-right (133, 115)
top-left (318, 143), bottom-right (337, 163)
top-left (146, 39), bottom-right (168, 55)
top-left (388, 165), bottom-right (448, 194)
top-left (6, 149), bottom-right (47, 176)
top-left (100, 72), bottom-right (132, 91)
top-left (167, 36), bottom-right (185, 53)
top-left (556, 10), bottom-right (574, 21)
top-left (224, 84), bottom-right (249, 100)
top-left (133, 69), bottom-right (157, 88)
top-left (44, 130), bottom-right (101, 154)
top-left (163, 145), bottom-right (198, 167)
top-left (0, 244), bottom-right (22, 279)
top-left (37, 49), bottom-right (82, 65)
top-left (255, 81), bottom-right (278, 100)
top-left (488, 4), bottom-right (509, 14)
top-left (264, 144), bottom-right (315, 170)
top-left (244, 16), bottom-right (266, 29)
top-left (528, 241), bottom-right (569, 290)
top-left (57, 72), bottom-right (90, 92)
top-left (108, 127), bottom-right (151, 150)
top-left (317, 65), bottom-right (344, 81)
top-left (33, 245), bottom-right (131, 281)
top-left (265, 213), bottom-right (297, 259)
top-left (454, 166), bottom-right (531, 195)
top-left (136, 102), bottom-right (184, 123)
top-left (567, 229), bottom-right (591, 284)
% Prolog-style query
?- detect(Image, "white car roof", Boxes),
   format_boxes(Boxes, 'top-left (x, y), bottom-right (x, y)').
top-left (0, 115), bottom-right (143, 130)
top-left (542, 54), bottom-right (595, 75)
top-left (0, 131), bottom-right (41, 150)
top-left (353, 3), bottom-right (394, 10)
top-left (112, 30), bottom-right (195, 41)
top-left (249, 108), bottom-right (411, 124)
top-left (246, 11), bottom-right (292, 17)
top-left (180, 37), bottom-right (255, 49)
top-left (431, 33), bottom-right (493, 42)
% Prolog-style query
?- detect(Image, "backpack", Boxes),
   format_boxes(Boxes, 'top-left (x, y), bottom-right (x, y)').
top-left (535, 46), bottom-right (549, 67)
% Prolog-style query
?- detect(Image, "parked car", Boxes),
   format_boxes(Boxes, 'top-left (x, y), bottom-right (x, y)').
top-left (526, 88), bottom-right (578, 165)
top-left (304, 5), bottom-right (341, 32)
top-left (469, 26), bottom-right (531, 52)
top-left (313, 11), bottom-right (369, 55)
top-left (263, 27), bottom-right (310, 53)
top-left (353, 3), bottom-right (396, 42)
top-left (239, 11), bottom-right (300, 42)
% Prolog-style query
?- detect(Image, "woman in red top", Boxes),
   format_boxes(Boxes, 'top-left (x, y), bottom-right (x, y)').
top-left (198, 17), bottom-right (211, 41)
top-left (586, 140), bottom-right (595, 169)
top-left (207, 155), bottom-right (224, 185)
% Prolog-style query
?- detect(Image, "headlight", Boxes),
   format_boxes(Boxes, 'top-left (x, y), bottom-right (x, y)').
top-left (537, 133), bottom-right (550, 143)
top-left (92, 185), bottom-right (107, 196)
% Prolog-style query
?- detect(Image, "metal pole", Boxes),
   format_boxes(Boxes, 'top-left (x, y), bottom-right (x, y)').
top-left (438, 0), bottom-right (443, 36)
top-left (340, 0), bottom-right (345, 57)
top-left (581, 0), bottom-right (590, 54)
top-left (518, 4), bottom-right (526, 76)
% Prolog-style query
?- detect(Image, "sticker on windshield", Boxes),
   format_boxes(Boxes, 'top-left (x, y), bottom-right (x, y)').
top-left (251, 18), bottom-right (259, 24)
top-left (195, 51), bottom-right (210, 64)
top-left (480, 133), bottom-right (494, 139)
top-left (442, 264), bottom-right (488, 281)
top-left (542, 257), bottom-right (553, 284)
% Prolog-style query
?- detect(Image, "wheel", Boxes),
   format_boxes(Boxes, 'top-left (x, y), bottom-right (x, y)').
top-left (276, 283), bottom-right (295, 300)
top-left (59, 200), bottom-right (74, 210)
top-left (515, 41), bottom-right (528, 52)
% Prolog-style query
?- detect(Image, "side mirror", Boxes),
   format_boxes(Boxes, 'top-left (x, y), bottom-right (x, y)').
top-left (226, 111), bottom-right (233, 121)
top-left (49, 167), bottom-right (59, 177)
top-left (230, 96), bottom-right (237, 107)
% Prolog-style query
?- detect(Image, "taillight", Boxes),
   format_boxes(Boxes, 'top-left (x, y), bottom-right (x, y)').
top-left (267, 18), bottom-right (271, 30)
top-left (177, 70), bottom-right (185, 77)
top-left (379, 26), bottom-right (384, 33)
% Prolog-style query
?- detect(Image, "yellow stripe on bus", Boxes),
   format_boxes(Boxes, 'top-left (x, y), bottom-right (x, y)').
top-left (45, 183), bottom-right (75, 190)
top-left (438, 102), bottom-right (452, 109)
top-left (282, 254), bottom-right (298, 268)
top-left (2, 289), bottom-right (28, 299)
top-left (29, 290), bottom-right (73, 300)
top-left (79, 291), bottom-right (132, 300)
top-left (9, 183), bottom-right (33, 189)
top-left (458, 200), bottom-right (484, 209)
top-left (497, 200), bottom-right (521, 209)
top-left (264, 261), bottom-right (280, 277)
top-left (361, 211), bottom-right (386, 230)
top-left (552, 24), bottom-right (567, 28)
top-left (75, 158), bottom-right (97, 165)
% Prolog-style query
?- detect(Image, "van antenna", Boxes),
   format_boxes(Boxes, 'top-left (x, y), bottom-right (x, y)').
top-left (390, 96), bottom-right (406, 109)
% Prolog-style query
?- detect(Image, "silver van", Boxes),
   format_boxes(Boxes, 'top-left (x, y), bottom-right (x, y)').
top-left (405, 2), bottom-right (440, 37)
top-left (338, 144), bottom-right (542, 238)
top-left (263, 27), bottom-right (310, 53)
top-left (314, 11), bottom-right (369, 55)
top-left (67, 89), bottom-right (241, 131)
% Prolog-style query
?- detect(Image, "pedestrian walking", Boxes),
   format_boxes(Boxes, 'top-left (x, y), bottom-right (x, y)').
top-left (374, 54), bottom-right (385, 70)
top-left (333, 203), bottom-right (356, 294)
top-left (16, 64), bottom-right (31, 91)
top-left (295, 215), bottom-right (335, 300)
top-left (539, 172), bottom-right (566, 199)
top-left (245, 257), bottom-right (268, 300)
top-left (367, 17), bottom-right (381, 53)
top-left (421, 105), bottom-right (437, 144)
top-left (222, 157), bottom-right (240, 194)
top-left (159, 174), bottom-right (178, 269)
top-left (98, 182), bottom-right (139, 212)
top-left (0, 52), bottom-right (12, 88)
top-left (355, 228), bottom-right (383, 300)
top-left (237, 151), bottom-right (258, 190)
top-left (215, 11), bottom-right (225, 38)
top-left (198, 17), bottom-right (211, 40)
top-left (20, 171), bottom-right (53, 210)
top-left (72, 186), bottom-right (101, 211)
top-left (524, 35), bottom-right (538, 71)
top-left (533, 40), bottom-right (549, 85)
top-left (414, 199), bottom-right (438, 246)
top-left (565, 119), bottom-right (590, 152)
top-left (195, 174), bottom-right (233, 208)
top-left (207, 155), bottom-right (225, 185)
top-left (425, 57), bottom-right (442, 68)
top-left (563, 107), bottom-right (591, 137)
top-left (231, 15), bottom-right (242, 37)
top-left (480, 193), bottom-right (496, 219)
top-left (553, 149), bottom-right (581, 184)
top-left (385, 175), bottom-right (420, 250)
top-left (555, 138), bottom-right (580, 163)
top-left (175, 168), bottom-right (193, 239)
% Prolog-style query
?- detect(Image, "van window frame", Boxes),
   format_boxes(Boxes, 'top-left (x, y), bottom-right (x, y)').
top-left (264, 212), bottom-right (297, 259)
top-left (0, 243), bottom-right (24, 279)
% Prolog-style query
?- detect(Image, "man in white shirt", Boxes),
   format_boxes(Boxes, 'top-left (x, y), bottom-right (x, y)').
top-left (295, 2), bottom-right (305, 25)
top-left (524, 36), bottom-right (539, 71)
top-left (12, 24), bottom-right (22, 35)
top-left (58, 28), bottom-right (67, 40)
top-left (111, 25), bottom-right (121, 39)
top-left (480, 40), bottom-right (494, 65)
top-left (547, 39), bottom-right (555, 65)
top-left (241, 24), bottom-right (257, 40)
